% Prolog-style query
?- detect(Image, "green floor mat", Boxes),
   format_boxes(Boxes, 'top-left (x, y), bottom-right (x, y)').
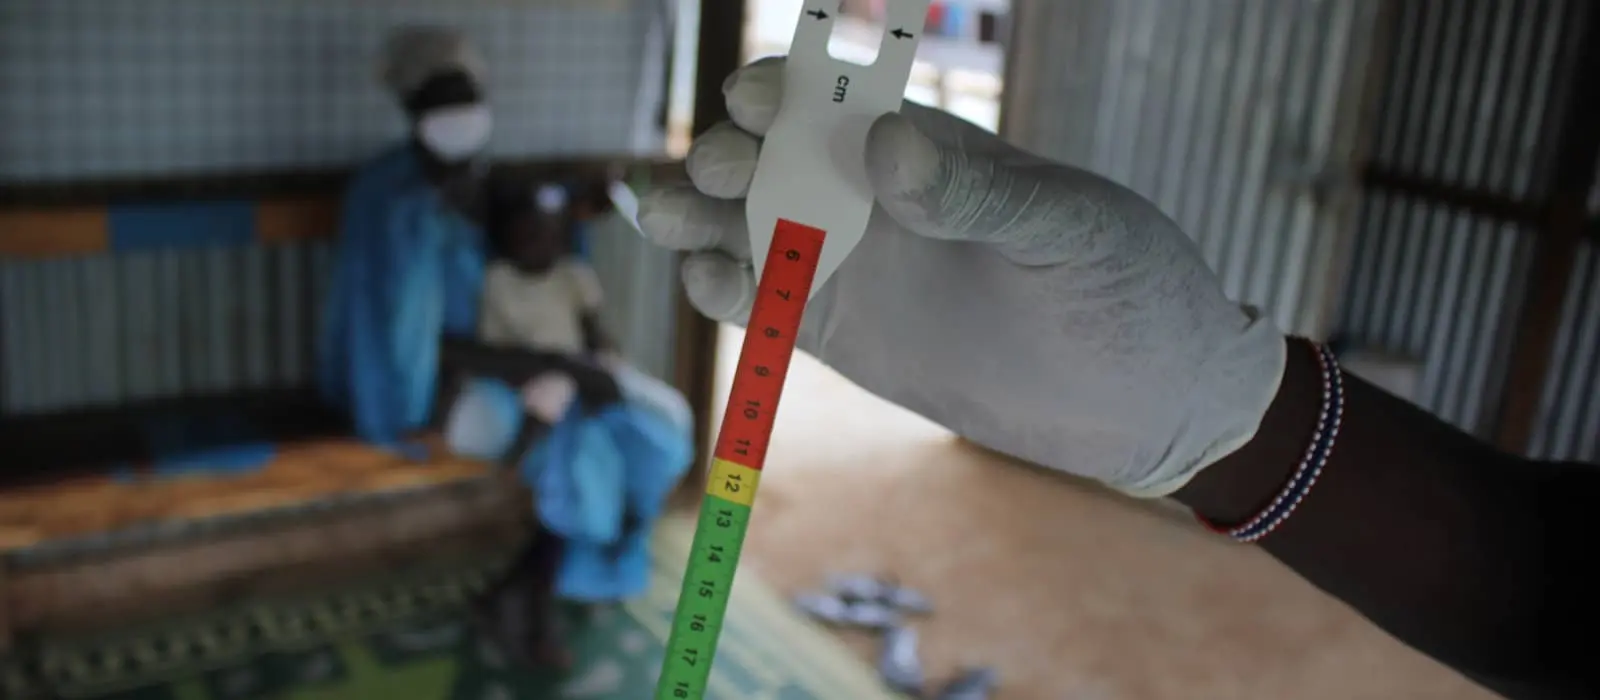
top-left (1, 517), bottom-right (899, 700)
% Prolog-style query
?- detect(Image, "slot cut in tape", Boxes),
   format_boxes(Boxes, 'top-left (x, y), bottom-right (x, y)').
top-left (745, 0), bottom-right (933, 297)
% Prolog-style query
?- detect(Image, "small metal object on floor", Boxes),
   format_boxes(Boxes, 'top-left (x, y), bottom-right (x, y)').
top-left (793, 591), bottom-right (902, 629)
top-left (827, 573), bottom-right (935, 614)
top-left (933, 667), bottom-right (999, 700)
top-left (880, 625), bottom-right (925, 696)
top-left (793, 572), bottom-right (997, 699)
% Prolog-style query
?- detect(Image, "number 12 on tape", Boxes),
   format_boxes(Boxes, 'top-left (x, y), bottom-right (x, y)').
top-left (654, 220), bottom-right (824, 699)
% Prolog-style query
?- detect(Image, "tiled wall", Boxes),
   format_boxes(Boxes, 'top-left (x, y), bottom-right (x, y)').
top-left (0, 0), bottom-right (667, 183)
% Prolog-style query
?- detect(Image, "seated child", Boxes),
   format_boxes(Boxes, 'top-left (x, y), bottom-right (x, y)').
top-left (461, 180), bottom-right (627, 669)
top-left (473, 182), bottom-right (624, 465)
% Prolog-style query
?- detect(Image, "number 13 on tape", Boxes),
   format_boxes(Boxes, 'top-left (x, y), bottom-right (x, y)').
top-left (655, 2), bottom-right (929, 698)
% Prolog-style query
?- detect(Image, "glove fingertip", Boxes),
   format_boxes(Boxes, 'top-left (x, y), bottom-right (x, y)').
top-left (681, 254), bottom-right (754, 324)
top-left (724, 58), bottom-right (784, 136)
top-left (864, 112), bottom-right (950, 237)
top-left (686, 122), bottom-right (759, 200)
top-left (637, 187), bottom-right (714, 251)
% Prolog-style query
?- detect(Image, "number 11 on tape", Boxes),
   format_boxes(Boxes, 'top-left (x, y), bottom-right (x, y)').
top-left (655, 220), bottom-right (822, 699)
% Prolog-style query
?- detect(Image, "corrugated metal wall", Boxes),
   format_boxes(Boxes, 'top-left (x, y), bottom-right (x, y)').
top-left (1339, 0), bottom-right (1590, 443)
top-left (0, 244), bottom-right (333, 415)
top-left (588, 204), bottom-right (683, 384)
top-left (1341, 196), bottom-right (1535, 434)
top-left (1529, 240), bottom-right (1600, 460)
top-left (1006, 0), bottom-right (1599, 455)
top-left (1592, 157), bottom-right (1600, 213)
top-left (1002, 0), bottom-right (1384, 338)
top-left (1545, 48), bottom-right (1600, 460)
top-left (0, 0), bottom-right (679, 417)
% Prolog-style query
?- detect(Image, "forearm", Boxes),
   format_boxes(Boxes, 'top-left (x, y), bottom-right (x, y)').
top-left (1175, 338), bottom-right (1597, 697)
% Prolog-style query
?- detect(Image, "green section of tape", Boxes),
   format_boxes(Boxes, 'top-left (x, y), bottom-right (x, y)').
top-left (653, 494), bottom-right (753, 699)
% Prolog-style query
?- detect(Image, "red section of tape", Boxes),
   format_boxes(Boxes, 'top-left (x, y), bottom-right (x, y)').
top-left (711, 219), bottom-right (827, 470)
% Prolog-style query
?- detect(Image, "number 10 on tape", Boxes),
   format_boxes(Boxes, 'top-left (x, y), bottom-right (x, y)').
top-left (654, 220), bottom-right (824, 699)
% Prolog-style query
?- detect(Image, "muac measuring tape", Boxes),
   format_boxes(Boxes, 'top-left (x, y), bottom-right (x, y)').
top-left (654, 2), bottom-right (931, 698)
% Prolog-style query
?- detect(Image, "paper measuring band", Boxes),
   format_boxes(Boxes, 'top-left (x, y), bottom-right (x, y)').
top-left (654, 219), bottom-right (825, 700)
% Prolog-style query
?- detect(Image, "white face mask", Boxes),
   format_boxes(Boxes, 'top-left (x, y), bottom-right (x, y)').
top-left (417, 103), bottom-right (493, 161)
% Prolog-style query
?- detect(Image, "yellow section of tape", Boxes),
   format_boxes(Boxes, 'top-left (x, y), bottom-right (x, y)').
top-left (706, 458), bottom-right (761, 508)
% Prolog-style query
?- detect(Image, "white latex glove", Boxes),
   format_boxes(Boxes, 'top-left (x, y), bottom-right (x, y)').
top-left (637, 57), bottom-right (1286, 497)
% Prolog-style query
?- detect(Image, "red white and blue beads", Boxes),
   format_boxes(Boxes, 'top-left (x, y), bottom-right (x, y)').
top-left (1197, 341), bottom-right (1344, 543)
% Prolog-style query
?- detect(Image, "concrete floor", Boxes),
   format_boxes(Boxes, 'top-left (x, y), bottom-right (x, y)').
top-left (710, 324), bottom-right (1492, 700)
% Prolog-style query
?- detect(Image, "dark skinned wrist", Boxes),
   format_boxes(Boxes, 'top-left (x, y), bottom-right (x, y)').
top-left (1172, 336), bottom-right (1321, 525)
top-left (1167, 335), bottom-right (1597, 696)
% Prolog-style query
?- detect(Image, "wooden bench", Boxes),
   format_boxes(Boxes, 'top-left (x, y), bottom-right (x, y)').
top-left (0, 438), bottom-right (528, 652)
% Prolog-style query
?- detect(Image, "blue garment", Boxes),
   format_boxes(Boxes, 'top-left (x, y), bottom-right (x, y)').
top-left (525, 404), bottom-right (627, 546)
top-left (569, 220), bottom-right (593, 261)
top-left (558, 179), bottom-right (594, 261)
top-left (141, 410), bottom-right (275, 475)
top-left (526, 397), bottom-right (694, 602)
top-left (317, 146), bottom-right (486, 445)
top-left (442, 377), bottom-right (525, 462)
top-left (443, 370), bottom-right (694, 602)
top-left (144, 444), bottom-right (279, 477)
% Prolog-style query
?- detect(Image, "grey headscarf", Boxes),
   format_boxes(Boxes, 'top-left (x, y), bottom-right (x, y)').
top-left (377, 25), bottom-right (488, 98)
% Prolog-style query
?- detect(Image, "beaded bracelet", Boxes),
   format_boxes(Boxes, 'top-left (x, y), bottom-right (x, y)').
top-left (1196, 341), bottom-right (1344, 543)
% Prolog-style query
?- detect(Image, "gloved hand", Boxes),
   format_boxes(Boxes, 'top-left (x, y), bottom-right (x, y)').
top-left (637, 57), bottom-right (1286, 497)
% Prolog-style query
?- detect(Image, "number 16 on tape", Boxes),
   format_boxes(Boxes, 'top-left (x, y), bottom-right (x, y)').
top-left (654, 2), bottom-right (929, 698)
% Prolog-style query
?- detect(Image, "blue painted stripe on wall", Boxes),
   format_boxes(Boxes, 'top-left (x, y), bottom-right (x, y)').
top-left (108, 200), bottom-right (257, 253)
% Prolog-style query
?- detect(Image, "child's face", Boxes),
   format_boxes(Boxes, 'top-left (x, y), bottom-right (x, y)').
top-left (505, 211), bottom-right (563, 274)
